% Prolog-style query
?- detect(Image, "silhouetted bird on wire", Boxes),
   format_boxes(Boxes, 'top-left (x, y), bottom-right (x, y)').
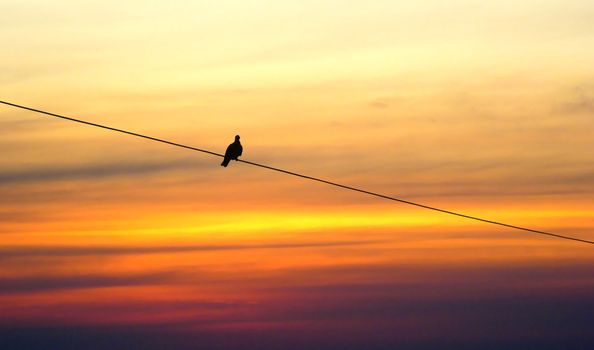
top-left (221, 135), bottom-right (243, 167)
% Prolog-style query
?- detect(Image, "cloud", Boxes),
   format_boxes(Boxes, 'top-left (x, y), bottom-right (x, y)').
top-left (0, 240), bottom-right (382, 260)
top-left (0, 117), bottom-right (63, 133)
top-left (187, 262), bottom-right (594, 340)
top-left (1, 262), bottom-right (593, 350)
top-left (0, 210), bottom-right (44, 223)
top-left (0, 158), bottom-right (211, 185)
top-left (1, 323), bottom-right (592, 350)
top-left (369, 97), bottom-right (390, 109)
top-left (0, 271), bottom-right (173, 295)
top-left (559, 84), bottom-right (594, 114)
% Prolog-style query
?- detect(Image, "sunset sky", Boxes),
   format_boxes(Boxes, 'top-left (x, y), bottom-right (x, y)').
top-left (1, 1), bottom-right (594, 349)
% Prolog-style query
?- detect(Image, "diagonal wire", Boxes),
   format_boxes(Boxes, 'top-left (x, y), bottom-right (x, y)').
top-left (1, 99), bottom-right (592, 245)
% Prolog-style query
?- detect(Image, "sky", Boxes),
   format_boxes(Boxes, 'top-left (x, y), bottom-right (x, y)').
top-left (1, 1), bottom-right (594, 349)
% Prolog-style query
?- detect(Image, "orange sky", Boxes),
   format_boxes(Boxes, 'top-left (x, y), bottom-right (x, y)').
top-left (1, 1), bottom-right (594, 349)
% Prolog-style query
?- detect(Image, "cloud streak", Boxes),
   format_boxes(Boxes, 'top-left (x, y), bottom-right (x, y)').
top-left (558, 84), bottom-right (594, 114)
top-left (0, 158), bottom-right (211, 185)
top-left (0, 240), bottom-right (383, 259)
top-left (0, 271), bottom-right (173, 294)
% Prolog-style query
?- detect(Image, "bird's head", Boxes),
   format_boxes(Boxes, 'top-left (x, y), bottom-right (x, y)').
top-left (235, 135), bottom-right (240, 140)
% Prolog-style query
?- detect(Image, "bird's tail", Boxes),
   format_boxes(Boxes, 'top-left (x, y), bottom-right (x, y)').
top-left (221, 158), bottom-right (230, 167)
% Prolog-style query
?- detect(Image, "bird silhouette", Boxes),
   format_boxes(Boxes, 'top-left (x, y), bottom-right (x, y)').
top-left (221, 135), bottom-right (243, 167)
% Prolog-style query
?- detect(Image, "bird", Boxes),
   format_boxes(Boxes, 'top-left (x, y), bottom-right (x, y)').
top-left (221, 135), bottom-right (243, 167)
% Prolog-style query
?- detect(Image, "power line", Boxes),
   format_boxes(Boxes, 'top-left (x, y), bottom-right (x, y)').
top-left (1, 99), bottom-right (592, 245)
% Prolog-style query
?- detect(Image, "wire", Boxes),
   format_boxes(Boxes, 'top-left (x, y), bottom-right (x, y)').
top-left (1, 99), bottom-right (592, 245)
